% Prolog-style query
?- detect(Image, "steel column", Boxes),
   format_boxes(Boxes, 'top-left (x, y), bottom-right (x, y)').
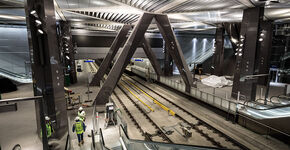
top-left (155, 14), bottom-right (194, 93)
top-left (59, 21), bottom-right (77, 84)
top-left (257, 21), bottom-right (273, 85)
top-left (94, 13), bottom-right (155, 105)
top-left (232, 7), bottom-right (264, 101)
top-left (212, 25), bottom-right (225, 76)
top-left (90, 25), bottom-right (131, 86)
top-left (25, 0), bottom-right (68, 138)
top-left (141, 37), bottom-right (163, 80)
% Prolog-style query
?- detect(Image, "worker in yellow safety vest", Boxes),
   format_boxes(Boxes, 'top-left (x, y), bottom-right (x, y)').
top-left (72, 116), bottom-right (86, 146)
top-left (41, 116), bottom-right (54, 138)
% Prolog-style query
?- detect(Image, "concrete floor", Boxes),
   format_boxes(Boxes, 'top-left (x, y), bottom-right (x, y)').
top-left (0, 84), bottom-right (42, 150)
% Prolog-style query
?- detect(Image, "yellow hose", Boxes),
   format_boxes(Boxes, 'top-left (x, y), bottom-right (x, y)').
top-left (124, 79), bottom-right (175, 116)
top-left (119, 83), bottom-right (154, 112)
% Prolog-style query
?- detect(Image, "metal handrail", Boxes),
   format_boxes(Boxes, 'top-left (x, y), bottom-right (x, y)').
top-left (65, 134), bottom-right (70, 150)
top-left (238, 113), bottom-right (290, 138)
top-left (99, 128), bottom-right (110, 150)
top-left (0, 96), bottom-right (42, 103)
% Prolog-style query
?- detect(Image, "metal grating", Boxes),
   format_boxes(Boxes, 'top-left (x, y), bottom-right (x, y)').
top-left (163, 0), bottom-right (248, 13)
top-left (84, 23), bottom-right (122, 30)
top-left (68, 10), bottom-right (140, 24)
top-left (114, 0), bottom-right (173, 12)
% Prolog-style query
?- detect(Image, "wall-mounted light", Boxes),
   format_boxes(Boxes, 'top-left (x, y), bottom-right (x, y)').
top-left (35, 20), bottom-right (42, 26)
top-left (66, 56), bottom-right (70, 60)
top-left (259, 38), bottom-right (263, 42)
top-left (30, 10), bottom-right (39, 18)
top-left (37, 29), bottom-right (44, 34)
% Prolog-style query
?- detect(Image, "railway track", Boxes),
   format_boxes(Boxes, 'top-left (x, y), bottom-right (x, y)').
top-left (115, 84), bottom-right (173, 143)
top-left (122, 75), bottom-right (250, 150)
top-left (93, 62), bottom-right (248, 149)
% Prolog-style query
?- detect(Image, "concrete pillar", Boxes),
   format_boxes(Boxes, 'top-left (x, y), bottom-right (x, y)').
top-left (25, 0), bottom-right (68, 138)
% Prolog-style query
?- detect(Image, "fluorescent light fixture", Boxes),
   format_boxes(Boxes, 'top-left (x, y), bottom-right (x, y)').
top-left (37, 29), bottom-right (44, 34)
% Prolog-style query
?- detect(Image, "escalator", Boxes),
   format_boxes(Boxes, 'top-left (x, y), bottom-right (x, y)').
top-left (0, 68), bottom-right (31, 84)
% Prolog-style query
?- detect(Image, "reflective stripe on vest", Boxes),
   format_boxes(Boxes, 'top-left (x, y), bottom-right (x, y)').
top-left (75, 122), bottom-right (83, 134)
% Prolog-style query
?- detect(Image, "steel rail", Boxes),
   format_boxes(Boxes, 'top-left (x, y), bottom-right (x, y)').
top-left (117, 84), bottom-right (173, 143)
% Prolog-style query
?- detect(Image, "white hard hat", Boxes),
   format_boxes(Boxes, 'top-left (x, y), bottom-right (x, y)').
top-left (75, 116), bottom-right (80, 121)
top-left (45, 116), bottom-right (50, 121)
top-left (78, 107), bottom-right (83, 111)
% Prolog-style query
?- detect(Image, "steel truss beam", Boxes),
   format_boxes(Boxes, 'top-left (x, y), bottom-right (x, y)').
top-left (94, 13), bottom-right (155, 105)
top-left (141, 37), bottom-right (163, 80)
top-left (90, 24), bottom-right (132, 86)
top-left (90, 25), bottom-right (163, 86)
top-left (155, 14), bottom-right (194, 92)
top-left (94, 13), bottom-right (193, 105)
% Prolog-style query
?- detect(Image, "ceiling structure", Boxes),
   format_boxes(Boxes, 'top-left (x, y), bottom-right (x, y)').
top-left (0, 0), bottom-right (290, 32)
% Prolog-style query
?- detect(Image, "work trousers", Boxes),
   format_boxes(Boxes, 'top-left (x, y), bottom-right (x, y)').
top-left (77, 133), bottom-right (83, 143)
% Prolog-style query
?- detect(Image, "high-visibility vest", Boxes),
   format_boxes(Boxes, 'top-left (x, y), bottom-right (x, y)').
top-left (46, 123), bottom-right (52, 137)
top-left (75, 122), bottom-right (84, 134)
top-left (41, 123), bottom-right (52, 138)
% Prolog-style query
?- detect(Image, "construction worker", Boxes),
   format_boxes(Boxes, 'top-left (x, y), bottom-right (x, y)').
top-left (41, 116), bottom-right (54, 138)
top-left (78, 107), bottom-right (86, 122)
top-left (72, 116), bottom-right (86, 146)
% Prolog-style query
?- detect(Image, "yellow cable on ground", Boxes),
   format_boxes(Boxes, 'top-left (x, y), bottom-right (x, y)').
top-left (119, 83), bottom-right (154, 112)
top-left (124, 79), bottom-right (176, 116)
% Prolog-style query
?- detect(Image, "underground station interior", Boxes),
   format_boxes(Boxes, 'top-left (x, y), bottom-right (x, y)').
top-left (1, 0), bottom-right (290, 150)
